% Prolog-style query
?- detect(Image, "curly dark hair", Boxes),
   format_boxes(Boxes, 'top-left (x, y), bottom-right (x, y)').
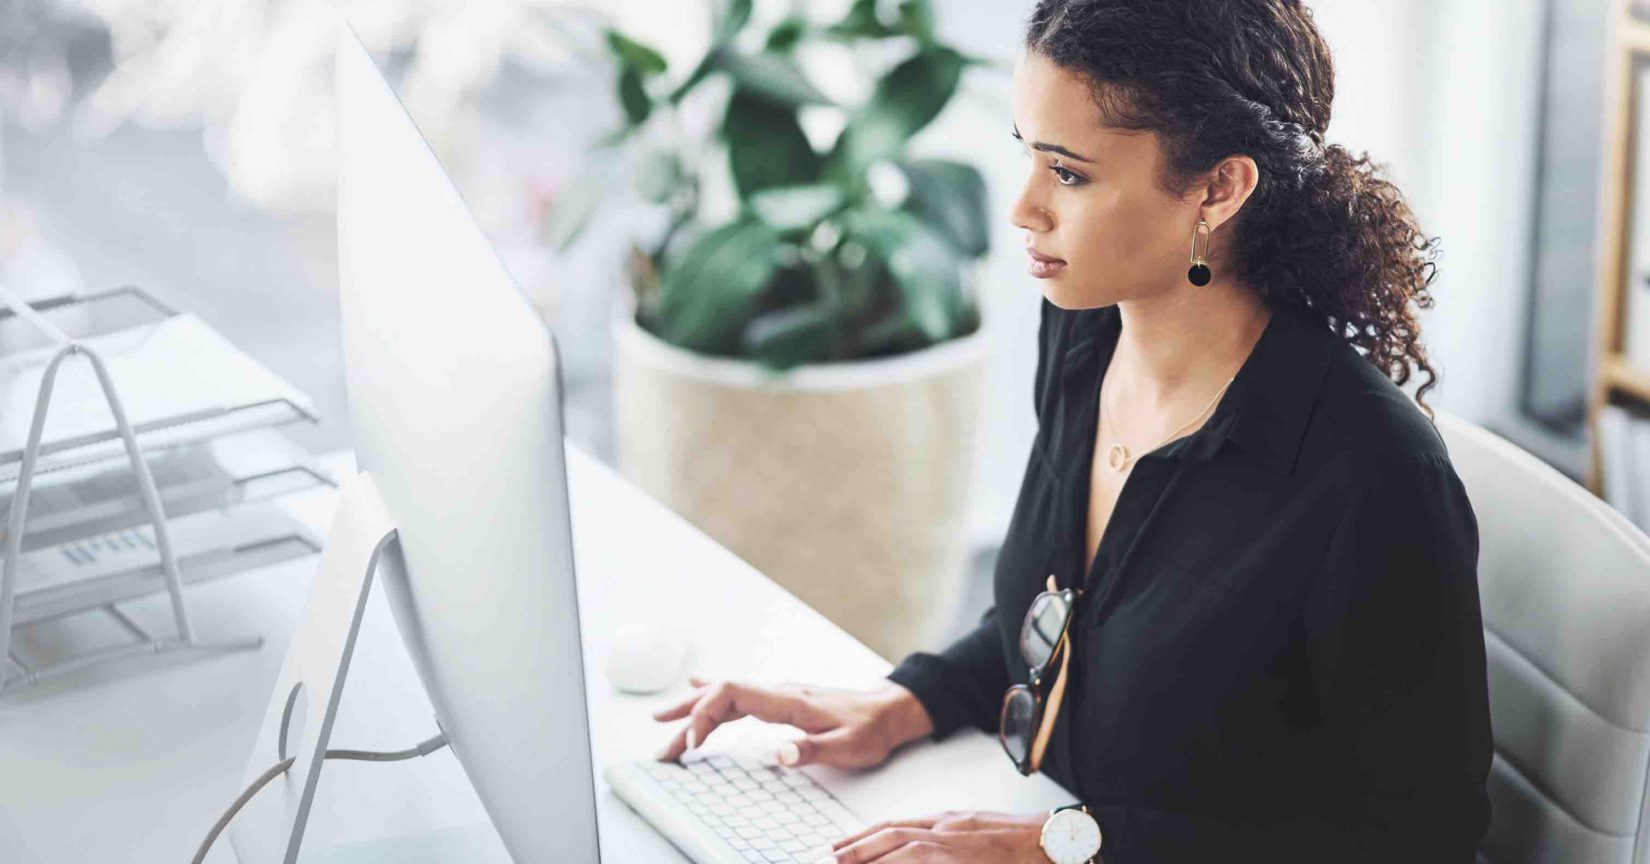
top-left (1026, 0), bottom-right (1442, 419)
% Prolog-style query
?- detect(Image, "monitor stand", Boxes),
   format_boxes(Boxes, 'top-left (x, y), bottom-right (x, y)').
top-left (229, 471), bottom-right (402, 864)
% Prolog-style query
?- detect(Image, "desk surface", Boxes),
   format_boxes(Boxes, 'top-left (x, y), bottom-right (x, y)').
top-left (0, 444), bottom-right (1071, 863)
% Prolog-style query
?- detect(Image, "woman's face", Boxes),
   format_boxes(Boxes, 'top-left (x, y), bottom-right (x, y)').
top-left (1009, 50), bottom-right (1198, 310)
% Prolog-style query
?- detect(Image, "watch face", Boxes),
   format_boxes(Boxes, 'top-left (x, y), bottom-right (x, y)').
top-left (1041, 809), bottom-right (1102, 864)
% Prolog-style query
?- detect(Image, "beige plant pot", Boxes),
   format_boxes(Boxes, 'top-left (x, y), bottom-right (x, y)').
top-left (611, 305), bottom-right (989, 662)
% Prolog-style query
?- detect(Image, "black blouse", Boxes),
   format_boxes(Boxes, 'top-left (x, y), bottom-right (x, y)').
top-left (886, 300), bottom-right (1492, 863)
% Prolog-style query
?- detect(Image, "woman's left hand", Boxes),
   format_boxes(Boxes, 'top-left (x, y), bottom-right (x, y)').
top-left (822, 810), bottom-right (1051, 862)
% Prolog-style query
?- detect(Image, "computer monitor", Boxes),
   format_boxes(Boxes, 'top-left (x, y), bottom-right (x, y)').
top-left (333, 27), bottom-right (600, 863)
top-left (231, 26), bottom-right (600, 864)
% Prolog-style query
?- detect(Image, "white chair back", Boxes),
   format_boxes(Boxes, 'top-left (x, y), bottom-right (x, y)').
top-left (1436, 410), bottom-right (1650, 863)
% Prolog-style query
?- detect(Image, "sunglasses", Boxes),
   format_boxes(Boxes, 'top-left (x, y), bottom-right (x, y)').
top-left (1000, 574), bottom-right (1080, 776)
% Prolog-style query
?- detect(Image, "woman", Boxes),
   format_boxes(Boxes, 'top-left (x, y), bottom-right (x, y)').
top-left (652, 1), bottom-right (1492, 861)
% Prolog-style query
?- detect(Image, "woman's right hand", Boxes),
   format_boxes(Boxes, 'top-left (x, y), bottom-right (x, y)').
top-left (652, 676), bottom-right (935, 770)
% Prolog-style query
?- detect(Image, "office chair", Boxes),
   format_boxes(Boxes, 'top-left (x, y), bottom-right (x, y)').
top-left (1435, 410), bottom-right (1650, 863)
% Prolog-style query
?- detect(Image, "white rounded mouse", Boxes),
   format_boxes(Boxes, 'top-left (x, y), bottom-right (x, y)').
top-left (606, 622), bottom-right (691, 695)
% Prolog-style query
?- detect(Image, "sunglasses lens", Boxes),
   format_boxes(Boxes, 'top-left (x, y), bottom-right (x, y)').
top-left (999, 686), bottom-right (1037, 769)
top-left (1019, 591), bottom-right (1071, 671)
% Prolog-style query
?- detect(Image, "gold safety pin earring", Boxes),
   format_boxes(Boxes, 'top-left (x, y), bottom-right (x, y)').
top-left (1187, 220), bottom-right (1212, 286)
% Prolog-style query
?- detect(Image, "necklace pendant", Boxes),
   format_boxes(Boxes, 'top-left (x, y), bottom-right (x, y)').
top-left (1106, 443), bottom-right (1129, 472)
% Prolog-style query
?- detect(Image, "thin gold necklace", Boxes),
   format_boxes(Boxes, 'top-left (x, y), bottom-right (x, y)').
top-left (1100, 375), bottom-right (1234, 472)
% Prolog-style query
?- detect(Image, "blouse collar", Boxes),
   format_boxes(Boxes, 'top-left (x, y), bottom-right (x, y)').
top-left (1059, 303), bottom-right (1335, 477)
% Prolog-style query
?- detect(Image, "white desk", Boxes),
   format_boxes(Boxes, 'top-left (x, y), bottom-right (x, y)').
top-left (0, 444), bottom-right (1072, 862)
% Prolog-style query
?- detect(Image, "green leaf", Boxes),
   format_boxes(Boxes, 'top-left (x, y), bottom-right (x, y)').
top-left (846, 209), bottom-right (963, 342)
top-left (715, 0), bottom-right (754, 43)
top-left (857, 310), bottom-right (930, 356)
top-left (763, 259), bottom-right (819, 309)
top-left (828, 247), bottom-right (885, 320)
top-left (824, 0), bottom-right (934, 41)
top-left (744, 302), bottom-right (838, 369)
top-left (617, 66), bottom-right (650, 127)
top-left (825, 0), bottom-right (899, 39)
top-left (719, 51), bottom-right (832, 108)
top-left (899, 158), bottom-right (990, 257)
top-left (765, 16), bottom-right (808, 52)
top-left (829, 46), bottom-right (965, 176)
top-left (635, 149), bottom-right (681, 204)
top-left (604, 30), bottom-right (668, 76)
top-left (723, 90), bottom-right (823, 199)
top-left (658, 219), bottom-right (783, 353)
top-left (748, 184), bottom-right (846, 231)
top-left (897, 0), bottom-right (936, 41)
top-left (668, 51), bottom-right (720, 104)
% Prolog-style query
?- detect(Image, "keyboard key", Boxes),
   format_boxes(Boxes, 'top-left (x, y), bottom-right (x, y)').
top-left (632, 753), bottom-right (861, 863)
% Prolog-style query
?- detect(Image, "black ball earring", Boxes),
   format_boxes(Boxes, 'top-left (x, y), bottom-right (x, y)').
top-left (1187, 220), bottom-right (1212, 286)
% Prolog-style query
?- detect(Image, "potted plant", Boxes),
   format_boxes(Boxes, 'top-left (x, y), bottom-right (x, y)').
top-left (559, 0), bottom-right (997, 661)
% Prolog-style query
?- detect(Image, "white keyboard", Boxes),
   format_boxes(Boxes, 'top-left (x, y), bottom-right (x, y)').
top-left (605, 751), bottom-right (866, 863)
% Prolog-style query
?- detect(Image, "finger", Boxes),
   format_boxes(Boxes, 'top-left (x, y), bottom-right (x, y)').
top-left (829, 816), bottom-right (944, 851)
top-left (829, 827), bottom-right (934, 863)
top-left (650, 685), bottom-right (711, 721)
top-left (653, 722), bottom-right (692, 762)
top-left (781, 727), bottom-right (862, 769)
top-left (681, 683), bottom-right (756, 755)
top-left (688, 675), bottom-right (710, 687)
top-left (686, 682), bottom-right (816, 751)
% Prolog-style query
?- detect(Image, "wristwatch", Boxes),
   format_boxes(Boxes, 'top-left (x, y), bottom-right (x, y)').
top-left (1039, 803), bottom-right (1102, 864)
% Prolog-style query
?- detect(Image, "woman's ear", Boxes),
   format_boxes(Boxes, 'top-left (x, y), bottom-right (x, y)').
top-left (1198, 155), bottom-right (1260, 231)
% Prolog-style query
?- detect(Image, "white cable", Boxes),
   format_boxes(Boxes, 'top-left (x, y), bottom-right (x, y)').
top-left (190, 732), bottom-right (448, 864)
